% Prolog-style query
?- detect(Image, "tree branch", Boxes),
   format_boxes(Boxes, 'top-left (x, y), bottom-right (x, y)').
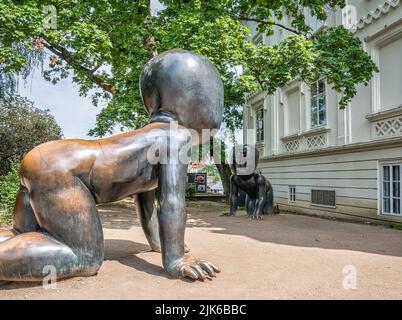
top-left (239, 16), bottom-right (301, 35)
top-left (41, 38), bottom-right (117, 95)
top-left (144, 13), bottom-right (158, 58)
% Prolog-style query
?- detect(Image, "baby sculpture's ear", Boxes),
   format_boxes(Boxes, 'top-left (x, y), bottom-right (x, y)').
top-left (139, 49), bottom-right (224, 134)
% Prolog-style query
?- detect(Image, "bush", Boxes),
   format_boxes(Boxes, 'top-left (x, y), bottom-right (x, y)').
top-left (0, 159), bottom-right (20, 226)
top-left (186, 186), bottom-right (196, 199)
top-left (0, 95), bottom-right (63, 175)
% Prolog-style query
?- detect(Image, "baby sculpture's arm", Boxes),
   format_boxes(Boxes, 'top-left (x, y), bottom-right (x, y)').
top-left (157, 135), bottom-right (220, 281)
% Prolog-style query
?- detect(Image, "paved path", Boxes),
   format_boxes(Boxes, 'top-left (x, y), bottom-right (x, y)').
top-left (1, 201), bottom-right (402, 299)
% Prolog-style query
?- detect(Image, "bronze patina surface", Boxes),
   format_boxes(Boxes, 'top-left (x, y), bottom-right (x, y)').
top-left (223, 145), bottom-right (275, 220)
top-left (0, 50), bottom-right (222, 282)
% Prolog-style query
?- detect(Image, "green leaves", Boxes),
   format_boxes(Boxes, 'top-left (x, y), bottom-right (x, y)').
top-left (0, 0), bottom-right (378, 135)
top-left (0, 95), bottom-right (63, 175)
top-left (313, 26), bottom-right (378, 108)
top-left (0, 159), bottom-right (20, 226)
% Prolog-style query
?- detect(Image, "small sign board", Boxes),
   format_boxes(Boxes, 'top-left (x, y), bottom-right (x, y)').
top-left (187, 173), bottom-right (207, 193)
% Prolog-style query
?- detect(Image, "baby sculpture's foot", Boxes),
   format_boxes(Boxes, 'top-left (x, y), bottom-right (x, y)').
top-left (168, 255), bottom-right (220, 281)
top-left (221, 212), bottom-right (235, 216)
top-left (252, 213), bottom-right (263, 220)
top-left (184, 244), bottom-right (190, 253)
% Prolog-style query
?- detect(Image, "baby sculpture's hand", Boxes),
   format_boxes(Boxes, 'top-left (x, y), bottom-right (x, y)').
top-left (168, 255), bottom-right (220, 281)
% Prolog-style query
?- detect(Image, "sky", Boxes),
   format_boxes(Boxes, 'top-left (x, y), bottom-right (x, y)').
top-left (17, 0), bottom-right (166, 140)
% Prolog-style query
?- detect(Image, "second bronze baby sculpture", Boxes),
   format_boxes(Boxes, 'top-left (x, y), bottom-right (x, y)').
top-left (223, 145), bottom-right (275, 220)
top-left (0, 49), bottom-right (223, 283)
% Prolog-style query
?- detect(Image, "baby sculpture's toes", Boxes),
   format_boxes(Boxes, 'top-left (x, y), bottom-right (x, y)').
top-left (252, 213), bottom-right (263, 220)
top-left (171, 255), bottom-right (220, 281)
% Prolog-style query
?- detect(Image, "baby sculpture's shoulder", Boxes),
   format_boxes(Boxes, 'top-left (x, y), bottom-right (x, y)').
top-left (254, 172), bottom-right (266, 184)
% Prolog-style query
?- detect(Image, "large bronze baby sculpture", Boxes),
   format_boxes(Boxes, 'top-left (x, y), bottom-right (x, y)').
top-left (223, 145), bottom-right (275, 220)
top-left (0, 49), bottom-right (222, 283)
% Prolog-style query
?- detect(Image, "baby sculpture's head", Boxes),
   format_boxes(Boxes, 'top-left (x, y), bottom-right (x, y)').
top-left (139, 49), bottom-right (224, 134)
top-left (231, 144), bottom-right (259, 176)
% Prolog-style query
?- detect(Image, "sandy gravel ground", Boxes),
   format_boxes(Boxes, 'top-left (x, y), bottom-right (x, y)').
top-left (0, 201), bottom-right (402, 300)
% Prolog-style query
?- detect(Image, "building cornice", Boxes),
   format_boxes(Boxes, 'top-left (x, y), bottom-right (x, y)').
top-left (260, 136), bottom-right (402, 162)
top-left (244, 91), bottom-right (267, 106)
top-left (352, 0), bottom-right (401, 33)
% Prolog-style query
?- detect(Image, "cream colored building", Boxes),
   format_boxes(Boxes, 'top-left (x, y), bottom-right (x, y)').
top-left (243, 0), bottom-right (402, 222)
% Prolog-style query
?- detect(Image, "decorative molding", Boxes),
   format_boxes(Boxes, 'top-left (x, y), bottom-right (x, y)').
top-left (244, 91), bottom-right (259, 101)
top-left (373, 116), bottom-right (402, 138)
top-left (244, 91), bottom-right (266, 105)
top-left (283, 139), bottom-right (300, 153)
top-left (260, 135), bottom-right (402, 162)
top-left (351, 0), bottom-right (401, 33)
top-left (366, 104), bottom-right (402, 121)
top-left (306, 134), bottom-right (326, 149)
top-left (279, 130), bottom-right (328, 154)
top-left (364, 17), bottom-right (402, 42)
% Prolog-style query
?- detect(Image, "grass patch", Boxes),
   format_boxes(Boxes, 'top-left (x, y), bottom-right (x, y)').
top-left (187, 200), bottom-right (229, 213)
top-left (386, 222), bottom-right (402, 231)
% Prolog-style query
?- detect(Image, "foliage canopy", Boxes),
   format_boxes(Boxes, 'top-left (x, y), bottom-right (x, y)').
top-left (0, 0), bottom-right (378, 136)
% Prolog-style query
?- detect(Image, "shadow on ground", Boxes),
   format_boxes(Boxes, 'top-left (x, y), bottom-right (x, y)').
top-left (98, 206), bottom-right (139, 230)
top-left (103, 239), bottom-right (165, 278)
top-left (186, 202), bottom-right (402, 258)
top-left (98, 201), bottom-right (402, 258)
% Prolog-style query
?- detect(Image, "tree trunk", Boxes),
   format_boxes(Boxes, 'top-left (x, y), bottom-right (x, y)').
top-left (215, 163), bottom-right (232, 203)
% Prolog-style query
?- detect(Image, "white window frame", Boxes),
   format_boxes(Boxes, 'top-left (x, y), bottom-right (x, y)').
top-left (310, 78), bottom-right (327, 128)
top-left (288, 185), bottom-right (296, 203)
top-left (255, 107), bottom-right (264, 143)
top-left (380, 162), bottom-right (402, 216)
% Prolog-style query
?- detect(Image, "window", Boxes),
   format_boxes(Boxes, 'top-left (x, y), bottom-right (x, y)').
top-left (288, 186), bottom-right (296, 202)
top-left (256, 107), bottom-right (264, 143)
top-left (381, 164), bottom-right (401, 216)
top-left (310, 79), bottom-right (326, 128)
top-left (253, 33), bottom-right (263, 46)
top-left (379, 36), bottom-right (402, 110)
top-left (311, 189), bottom-right (335, 207)
top-left (309, 9), bottom-right (324, 33)
top-left (286, 88), bottom-right (300, 135)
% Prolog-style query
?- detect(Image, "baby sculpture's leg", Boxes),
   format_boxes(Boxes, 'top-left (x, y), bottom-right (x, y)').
top-left (134, 190), bottom-right (161, 252)
top-left (245, 195), bottom-right (255, 218)
top-left (135, 189), bottom-right (190, 253)
top-left (0, 187), bottom-right (40, 243)
top-left (0, 177), bottom-right (104, 282)
top-left (263, 183), bottom-right (274, 215)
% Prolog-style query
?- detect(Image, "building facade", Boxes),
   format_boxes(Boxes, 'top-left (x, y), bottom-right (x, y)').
top-left (243, 0), bottom-right (402, 222)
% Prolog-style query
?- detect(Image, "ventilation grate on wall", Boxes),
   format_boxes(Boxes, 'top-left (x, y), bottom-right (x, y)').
top-left (311, 189), bottom-right (336, 207)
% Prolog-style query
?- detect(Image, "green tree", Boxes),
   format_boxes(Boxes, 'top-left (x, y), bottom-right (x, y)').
top-left (0, 0), bottom-right (378, 196)
top-left (0, 95), bottom-right (63, 175)
top-left (0, 159), bottom-right (20, 225)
